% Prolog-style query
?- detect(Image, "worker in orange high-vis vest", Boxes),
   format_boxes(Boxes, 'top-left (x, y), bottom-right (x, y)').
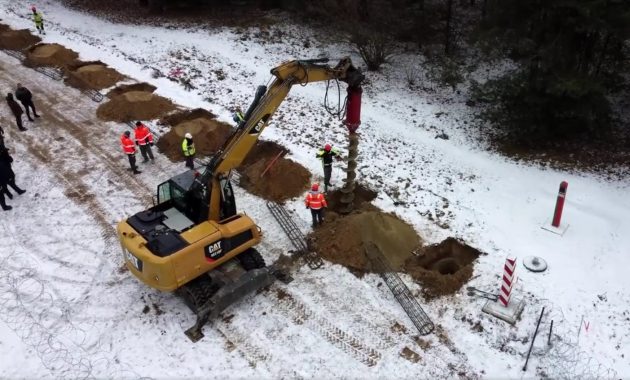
top-left (134, 121), bottom-right (155, 163)
top-left (305, 183), bottom-right (327, 228)
top-left (121, 131), bottom-right (141, 174)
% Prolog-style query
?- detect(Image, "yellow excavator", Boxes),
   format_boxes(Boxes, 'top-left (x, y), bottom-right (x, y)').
top-left (116, 58), bottom-right (364, 341)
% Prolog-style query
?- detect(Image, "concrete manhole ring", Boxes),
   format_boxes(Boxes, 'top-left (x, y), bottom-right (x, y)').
top-left (523, 256), bottom-right (548, 272)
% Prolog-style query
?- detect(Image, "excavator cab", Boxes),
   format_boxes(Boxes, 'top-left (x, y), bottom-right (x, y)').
top-left (155, 170), bottom-right (236, 225)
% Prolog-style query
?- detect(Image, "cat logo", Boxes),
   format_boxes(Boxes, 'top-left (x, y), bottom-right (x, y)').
top-left (249, 114), bottom-right (270, 135)
top-left (253, 119), bottom-right (265, 133)
top-left (205, 241), bottom-right (223, 260)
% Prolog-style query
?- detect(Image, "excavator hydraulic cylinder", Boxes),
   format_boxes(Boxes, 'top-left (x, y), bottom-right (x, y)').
top-left (344, 85), bottom-right (362, 133)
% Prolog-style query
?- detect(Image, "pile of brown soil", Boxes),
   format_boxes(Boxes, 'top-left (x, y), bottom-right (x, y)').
top-left (25, 43), bottom-right (79, 68)
top-left (96, 90), bottom-right (176, 122)
top-left (240, 140), bottom-right (286, 167)
top-left (160, 108), bottom-right (217, 126)
top-left (238, 157), bottom-right (311, 202)
top-left (106, 82), bottom-right (156, 98)
top-left (0, 26), bottom-right (41, 50)
top-left (67, 62), bottom-right (125, 89)
top-left (404, 238), bottom-right (482, 298)
top-left (309, 211), bottom-right (423, 274)
top-left (157, 115), bottom-right (233, 161)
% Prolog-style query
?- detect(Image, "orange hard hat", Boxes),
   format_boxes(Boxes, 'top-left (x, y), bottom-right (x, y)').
top-left (311, 183), bottom-right (319, 191)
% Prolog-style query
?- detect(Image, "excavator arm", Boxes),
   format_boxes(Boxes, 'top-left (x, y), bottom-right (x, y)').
top-left (194, 57), bottom-right (364, 222)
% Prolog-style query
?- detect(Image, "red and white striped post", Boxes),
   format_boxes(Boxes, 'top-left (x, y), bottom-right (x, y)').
top-left (499, 257), bottom-right (517, 307)
top-left (551, 181), bottom-right (569, 228)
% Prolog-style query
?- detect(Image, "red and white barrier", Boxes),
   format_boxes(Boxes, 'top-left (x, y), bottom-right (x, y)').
top-left (499, 257), bottom-right (517, 307)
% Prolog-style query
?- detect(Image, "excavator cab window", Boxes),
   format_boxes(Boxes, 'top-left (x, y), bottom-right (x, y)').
top-left (157, 181), bottom-right (171, 204)
top-left (219, 178), bottom-right (237, 220)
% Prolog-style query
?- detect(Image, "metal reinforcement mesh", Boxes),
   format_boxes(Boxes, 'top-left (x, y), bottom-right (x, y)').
top-left (81, 88), bottom-right (104, 102)
top-left (3, 49), bottom-right (26, 61)
top-left (266, 201), bottom-right (323, 269)
top-left (33, 66), bottom-right (63, 81)
top-left (365, 242), bottom-right (434, 336)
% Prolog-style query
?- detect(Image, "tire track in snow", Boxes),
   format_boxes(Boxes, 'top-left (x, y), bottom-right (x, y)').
top-left (273, 287), bottom-right (382, 367)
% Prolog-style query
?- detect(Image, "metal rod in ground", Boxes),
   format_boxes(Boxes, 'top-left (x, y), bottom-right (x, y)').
top-left (260, 150), bottom-right (285, 178)
top-left (523, 307), bottom-right (546, 372)
top-left (547, 320), bottom-right (554, 346)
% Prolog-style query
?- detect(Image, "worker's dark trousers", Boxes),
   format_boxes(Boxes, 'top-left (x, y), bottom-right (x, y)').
top-left (127, 153), bottom-right (138, 170)
top-left (310, 208), bottom-right (324, 227)
top-left (0, 189), bottom-right (9, 210)
top-left (139, 144), bottom-right (154, 161)
top-left (3, 178), bottom-right (24, 196)
top-left (323, 164), bottom-right (332, 191)
top-left (20, 100), bottom-right (38, 120)
top-left (15, 115), bottom-right (24, 131)
top-left (36, 22), bottom-right (44, 34)
top-left (185, 155), bottom-right (195, 169)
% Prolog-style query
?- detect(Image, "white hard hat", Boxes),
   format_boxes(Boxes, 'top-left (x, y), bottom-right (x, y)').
top-left (185, 132), bottom-right (192, 139)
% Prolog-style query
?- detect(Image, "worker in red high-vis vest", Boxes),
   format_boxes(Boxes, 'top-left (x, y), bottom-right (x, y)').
top-left (134, 121), bottom-right (155, 163)
top-left (305, 183), bottom-right (328, 228)
top-left (121, 131), bottom-right (141, 174)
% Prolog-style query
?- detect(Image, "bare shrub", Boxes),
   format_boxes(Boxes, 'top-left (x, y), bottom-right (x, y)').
top-left (350, 31), bottom-right (394, 71)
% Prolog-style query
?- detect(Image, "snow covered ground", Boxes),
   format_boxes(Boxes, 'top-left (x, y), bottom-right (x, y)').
top-left (1, 1), bottom-right (629, 379)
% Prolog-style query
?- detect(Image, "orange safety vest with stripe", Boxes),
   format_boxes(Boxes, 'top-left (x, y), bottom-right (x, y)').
top-left (134, 124), bottom-right (154, 145)
top-left (305, 191), bottom-right (327, 210)
top-left (121, 134), bottom-right (136, 155)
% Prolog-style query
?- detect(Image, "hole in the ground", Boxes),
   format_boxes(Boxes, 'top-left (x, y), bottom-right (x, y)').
top-left (325, 184), bottom-right (378, 214)
top-left (404, 238), bottom-right (483, 298)
top-left (432, 258), bottom-right (460, 275)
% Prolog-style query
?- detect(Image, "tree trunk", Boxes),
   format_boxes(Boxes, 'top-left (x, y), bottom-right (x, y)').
top-left (358, 0), bottom-right (369, 21)
top-left (594, 32), bottom-right (611, 77)
top-left (445, 0), bottom-right (454, 55)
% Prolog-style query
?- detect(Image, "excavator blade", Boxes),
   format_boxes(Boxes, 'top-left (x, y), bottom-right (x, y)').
top-left (184, 267), bottom-right (277, 342)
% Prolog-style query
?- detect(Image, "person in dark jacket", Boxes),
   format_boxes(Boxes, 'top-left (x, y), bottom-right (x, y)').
top-left (5, 93), bottom-right (26, 131)
top-left (15, 83), bottom-right (40, 121)
top-left (315, 143), bottom-right (341, 192)
top-left (0, 146), bottom-right (26, 211)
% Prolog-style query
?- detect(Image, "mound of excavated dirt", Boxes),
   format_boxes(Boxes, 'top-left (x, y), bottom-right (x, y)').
top-left (240, 140), bottom-right (286, 167)
top-left (157, 116), bottom-right (232, 161)
top-left (26, 43), bottom-right (79, 68)
top-left (161, 108), bottom-right (217, 126)
top-left (239, 157), bottom-right (310, 202)
top-left (404, 238), bottom-right (482, 298)
top-left (106, 82), bottom-right (157, 98)
top-left (309, 211), bottom-right (422, 274)
top-left (96, 91), bottom-right (176, 122)
top-left (0, 28), bottom-right (41, 50)
top-left (67, 62), bottom-right (125, 89)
